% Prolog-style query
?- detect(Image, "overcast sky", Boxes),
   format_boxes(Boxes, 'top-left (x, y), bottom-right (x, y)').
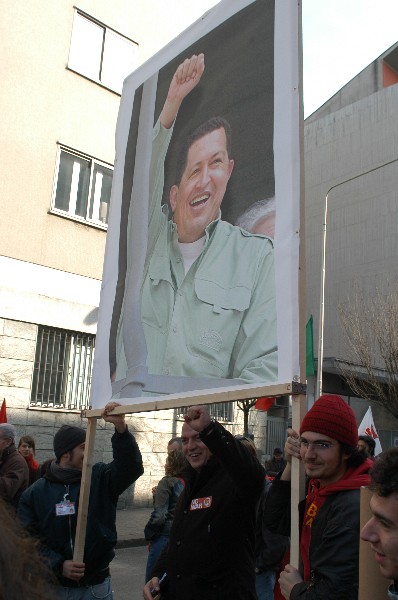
top-left (158, 0), bottom-right (398, 118)
top-left (303, 0), bottom-right (398, 116)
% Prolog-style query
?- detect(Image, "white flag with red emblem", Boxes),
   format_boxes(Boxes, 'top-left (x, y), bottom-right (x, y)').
top-left (358, 407), bottom-right (382, 456)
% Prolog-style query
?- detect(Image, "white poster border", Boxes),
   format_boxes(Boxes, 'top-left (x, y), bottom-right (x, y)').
top-left (90, 0), bottom-right (301, 409)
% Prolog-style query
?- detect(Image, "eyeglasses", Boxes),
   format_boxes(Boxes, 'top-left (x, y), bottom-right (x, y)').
top-left (299, 439), bottom-right (335, 451)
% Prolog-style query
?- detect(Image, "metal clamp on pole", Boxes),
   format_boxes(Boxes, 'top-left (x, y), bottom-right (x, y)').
top-left (291, 381), bottom-right (307, 395)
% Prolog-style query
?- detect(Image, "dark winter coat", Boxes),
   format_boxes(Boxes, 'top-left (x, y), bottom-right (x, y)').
top-left (0, 443), bottom-right (29, 508)
top-left (17, 428), bottom-right (143, 587)
top-left (255, 479), bottom-right (290, 573)
top-left (265, 476), bottom-right (367, 600)
top-left (152, 421), bottom-right (265, 600)
top-left (144, 475), bottom-right (184, 540)
top-left (264, 456), bottom-right (287, 477)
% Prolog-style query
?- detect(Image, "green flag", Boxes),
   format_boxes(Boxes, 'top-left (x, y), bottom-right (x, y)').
top-left (306, 316), bottom-right (315, 377)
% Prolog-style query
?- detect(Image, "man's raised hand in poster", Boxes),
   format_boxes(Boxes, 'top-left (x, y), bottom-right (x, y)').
top-left (160, 53), bottom-right (205, 129)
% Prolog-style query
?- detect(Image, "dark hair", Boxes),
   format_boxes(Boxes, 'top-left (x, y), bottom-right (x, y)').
top-left (168, 437), bottom-right (182, 448)
top-left (369, 448), bottom-right (398, 496)
top-left (165, 449), bottom-right (188, 477)
top-left (235, 435), bottom-right (257, 457)
top-left (174, 116), bottom-right (232, 185)
top-left (358, 434), bottom-right (376, 457)
top-left (39, 458), bottom-right (54, 477)
top-left (18, 435), bottom-right (36, 455)
top-left (341, 444), bottom-right (368, 469)
top-left (0, 498), bottom-right (56, 599)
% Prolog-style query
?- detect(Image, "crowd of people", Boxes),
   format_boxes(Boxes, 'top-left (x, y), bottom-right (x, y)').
top-left (0, 395), bottom-right (395, 600)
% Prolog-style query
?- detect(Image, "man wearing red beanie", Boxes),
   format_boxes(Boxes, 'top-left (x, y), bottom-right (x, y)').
top-left (264, 394), bottom-right (373, 600)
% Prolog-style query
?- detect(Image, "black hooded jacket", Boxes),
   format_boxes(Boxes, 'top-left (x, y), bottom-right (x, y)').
top-left (152, 421), bottom-right (264, 600)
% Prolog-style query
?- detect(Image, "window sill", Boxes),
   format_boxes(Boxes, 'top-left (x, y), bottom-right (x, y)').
top-left (28, 406), bottom-right (86, 413)
top-left (66, 66), bottom-right (122, 96)
top-left (49, 208), bottom-right (108, 231)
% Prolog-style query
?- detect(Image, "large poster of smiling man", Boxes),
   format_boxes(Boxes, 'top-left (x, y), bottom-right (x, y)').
top-left (91, 0), bottom-right (302, 406)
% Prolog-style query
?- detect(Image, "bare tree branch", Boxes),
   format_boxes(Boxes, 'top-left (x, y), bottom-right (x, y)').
top-left (338, 283), bottom-right (398, 419)
top-left (237, 398), bottom-right (257, 434)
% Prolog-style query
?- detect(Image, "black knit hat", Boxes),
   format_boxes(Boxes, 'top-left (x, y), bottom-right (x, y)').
top-left (53, 425), bottom-right (86, 460)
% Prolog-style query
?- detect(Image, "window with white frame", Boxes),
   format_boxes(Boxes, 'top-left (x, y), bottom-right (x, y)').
top-left (52, 146), bottom-right (113, 227)
top-left (68, 10), bottom-right (138, 94)
top-left (30, 326), bottom-right (95, 411)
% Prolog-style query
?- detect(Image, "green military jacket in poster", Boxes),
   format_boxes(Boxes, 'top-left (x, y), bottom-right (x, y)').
top-left (119, 119), bottom-right (278, 385)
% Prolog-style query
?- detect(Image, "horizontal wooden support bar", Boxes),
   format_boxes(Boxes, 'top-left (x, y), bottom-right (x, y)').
top-left (83, 381), bottom-right (294, 417)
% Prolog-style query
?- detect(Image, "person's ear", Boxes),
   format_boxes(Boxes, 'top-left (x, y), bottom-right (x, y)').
top-left (59, 450), bottom-right (70, 464)
top-left (169, 185), bottom-right (179, 213)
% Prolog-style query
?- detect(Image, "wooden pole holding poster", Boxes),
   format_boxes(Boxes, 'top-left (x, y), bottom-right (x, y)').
top-left (358, 487), bottom-right (388, 600)
top-left (83, 382), bottom-right (294, 418)
top-left (290, 1), bottom-right (307, 569)
top-left (73, 416), bottom-right (97, 562)
top-left (290, 392), bottom-right (306, 568)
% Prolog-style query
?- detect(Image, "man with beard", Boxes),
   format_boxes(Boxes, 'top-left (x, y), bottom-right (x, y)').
top-left (264, 394), bottom-right (372, 600)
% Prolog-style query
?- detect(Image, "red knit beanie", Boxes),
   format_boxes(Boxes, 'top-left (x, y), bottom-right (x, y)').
top-left (300, 394), bottom-right (358, 448)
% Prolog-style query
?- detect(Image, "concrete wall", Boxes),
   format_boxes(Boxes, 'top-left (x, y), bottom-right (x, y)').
top-left (305, 83), bottom-right (398, 361)
top-left (305, 80), bottom-right (398, 437)
top-left (306, 59), bottom-right (382, 123)
top-left (0, 256), bottom-right (100, 334)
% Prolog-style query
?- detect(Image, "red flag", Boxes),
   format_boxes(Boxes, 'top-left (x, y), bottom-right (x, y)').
top-left (255, 397), bottom-right (275, 411)
top-left (0, 399), bottom-right (7, 423)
